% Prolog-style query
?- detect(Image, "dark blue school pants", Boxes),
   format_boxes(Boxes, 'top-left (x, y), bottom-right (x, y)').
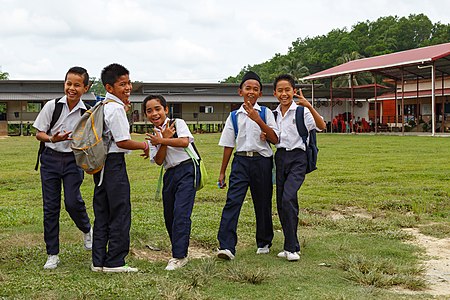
top-left (275, 148), bottom-right (307, 253)
top-left (217, 154), bottom-right (274, 255)
top-left (162, 160), bottom-right (199, 258)
top-left (92, 153), bottom-right (131, 268)
top-left (40, 147), bottom-right (91, 255)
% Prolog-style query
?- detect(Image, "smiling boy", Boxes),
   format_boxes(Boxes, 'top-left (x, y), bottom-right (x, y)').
top-left (90, 63), bottom-right (149, 273)
top-left (272, 74), bottom-right (325, 261)
top-left (33, 66), bottom-right (93, 269)
top-left (216, 71), bottom-right (279, 260)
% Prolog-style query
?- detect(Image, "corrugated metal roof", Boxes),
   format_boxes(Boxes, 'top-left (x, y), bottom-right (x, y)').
top-left (302, 42), bottom-right (450, 81)
top-left (0, 92), bottom-right (97, 101)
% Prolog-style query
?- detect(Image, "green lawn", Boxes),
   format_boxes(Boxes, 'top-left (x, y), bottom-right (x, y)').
top-left (0, 134), bottom-right (449, 299)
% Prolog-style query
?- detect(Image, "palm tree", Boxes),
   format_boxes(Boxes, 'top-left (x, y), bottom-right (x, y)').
top-left (333, 52), bottom-right (371, 87)
top-left (278, 58), bottom-right (309, 82)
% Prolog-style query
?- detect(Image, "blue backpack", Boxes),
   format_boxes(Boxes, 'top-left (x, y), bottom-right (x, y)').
top-left (230, 106), bottom-right (267, 138)
top-left (274, 106), bottom-right (318, 174)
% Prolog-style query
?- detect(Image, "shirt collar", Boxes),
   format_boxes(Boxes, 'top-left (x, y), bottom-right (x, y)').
top-left (58, 95), bottom-right (88, 111)
top-left (275, 101), bottom-right (296, 114)
top-left (105, 92), bottom-right (125, 106)
top-left (237, 102), bottom-right (262, 114)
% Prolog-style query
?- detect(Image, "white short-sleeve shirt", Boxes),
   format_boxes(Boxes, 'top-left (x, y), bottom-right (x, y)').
top-left (103, 93), bottom-right (131, 154)
top-left (218, 103), bottom-right (279, 157)
top-left (274, 101), bottom-right (320, 151)
top-left (150, 118), bottom-right (198, 170)
top-left (33, 96), bottom-right (89, 153)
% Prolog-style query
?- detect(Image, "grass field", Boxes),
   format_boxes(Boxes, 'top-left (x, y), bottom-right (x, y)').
top-left (0, 133), bottom-right (449, 299)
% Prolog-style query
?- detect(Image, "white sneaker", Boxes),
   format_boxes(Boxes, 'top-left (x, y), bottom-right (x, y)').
top-left (43, 255), bottom-right (60, 269)
top-left (103, 265), bottom-right (138, 273)
top-left (217, 249), bottom-right (235, 260)
top-left (256, 244), bottom-right (270, 254)
top-left (165, 257), bottom-right (188, 271)
top-left (83, 227), bottom-right (93, 250)
top-left (90, 264), bottom-right (103, 272)
top-left (277, 250), bottom-right (300, 261)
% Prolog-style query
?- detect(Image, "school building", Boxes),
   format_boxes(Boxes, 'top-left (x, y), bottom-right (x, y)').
top-left (0, 79), bottom-right (386, 136)
top-left (1, 42), bottom-right (449, 136)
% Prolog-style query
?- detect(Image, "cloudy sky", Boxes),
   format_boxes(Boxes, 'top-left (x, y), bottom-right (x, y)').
top-left (1, 0), bottom-right (450, 83)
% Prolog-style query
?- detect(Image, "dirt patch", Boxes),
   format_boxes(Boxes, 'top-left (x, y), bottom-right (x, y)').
top-left (326, 208), bottom-right (450, 297)
top-left (403, 228), bottom-right (450, 297)
top-left (328, 206), bottom-right (373, 220)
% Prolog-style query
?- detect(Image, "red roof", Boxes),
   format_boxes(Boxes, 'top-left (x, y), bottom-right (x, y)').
top-left (302, 42), bottom-right (450, 81)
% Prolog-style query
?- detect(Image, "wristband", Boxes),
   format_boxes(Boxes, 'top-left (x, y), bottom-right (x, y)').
top-left (143, 141), bottom-right (149, 151)
top-left (49, 137), bottom-right (54, 143)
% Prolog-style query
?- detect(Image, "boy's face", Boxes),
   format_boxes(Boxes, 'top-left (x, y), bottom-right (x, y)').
top-left (238, 79), bottom-right (262, 106)
top-left (274, 79), bottom-right (296, 108)
top-left (145, 99), bottom-right (169, 127)
top-left (64, 73), bottom-right (88, 103)
top-left (105, 74), bottom-right (132, 103)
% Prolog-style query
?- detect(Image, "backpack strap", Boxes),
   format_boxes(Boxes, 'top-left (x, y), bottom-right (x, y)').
top-left (231, 106), bottom-right (267, 138)
top-left (273, 110), bottom-right (278, 122)
top-left (230, 110), bottom-right (238, 138)
top-left (35, 97), bottom-right (63, 171)
top-left (169, 118), bottom-right (178, 138)
top-left (295, 106), bottom-right (308, 146)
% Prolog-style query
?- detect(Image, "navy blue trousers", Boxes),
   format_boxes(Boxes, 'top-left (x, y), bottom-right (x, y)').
top-left (162, 160), bottom-right (199, 258)
top-left (275, 148), bottom-right (307, 253)
top-left (92, 153), bottom-right (131, 268)
top-left (217, 154), bottom-right (273, 255)
top-left (40, 147), bottom-right (91, 255)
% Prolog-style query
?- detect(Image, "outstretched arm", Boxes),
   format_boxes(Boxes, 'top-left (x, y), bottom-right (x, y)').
top-left (295, 89), bottom-right (326, 130)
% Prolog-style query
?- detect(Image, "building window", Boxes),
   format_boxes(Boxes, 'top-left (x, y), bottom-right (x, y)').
top-left (27, 102), bottom-right (42, 113)
top-left (200, 105), bottom-right (213, 113)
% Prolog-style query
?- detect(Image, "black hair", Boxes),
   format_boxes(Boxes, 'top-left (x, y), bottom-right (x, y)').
top-left (143, 94), bottom-right (167, 111)
top-left (273, 74), bottom-right (296, 91)
top-left (65, 66), bottom-right (89, 86)
top-left (101, 63), bottom-right (129, 87)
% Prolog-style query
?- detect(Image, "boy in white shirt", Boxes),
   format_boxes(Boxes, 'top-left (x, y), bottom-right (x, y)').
top-left (272, 74), bottom-right (326, 261)
top-left (144, 94), bottom-right (200, 271)
top-left (91, 63), bottom-right (149, 273)
top-left (216, 71), bottom-right (279, 260)
top-left (34, 66), bottom-right (93, 270)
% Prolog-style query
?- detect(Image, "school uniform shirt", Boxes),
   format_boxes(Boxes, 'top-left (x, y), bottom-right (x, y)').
top-left (103, 92), bottom-right (131, 154)
top-left (274, 101), bottom-right (320, 151)
top-left (33, 96), bottom-right (89, 153)
top-left (149, 118), bottom-right (199, 170)
top-left (218, 103), bottom-right (279, 157)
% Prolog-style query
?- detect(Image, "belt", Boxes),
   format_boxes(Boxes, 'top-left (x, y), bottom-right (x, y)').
top-left (235, 151), bottom-right (262, 157)
top-left (277, 148), bottom-right (304, 152)
top-left (44, 147), bottom-right (74, 156)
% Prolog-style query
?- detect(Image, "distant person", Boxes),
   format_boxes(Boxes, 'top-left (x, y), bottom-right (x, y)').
top-left (272, 74), bottom-right (326, 261)
top-left (33, 66), bottom-right (93, 269)
top-left (216, 71), bottom-right (279, 260)
top-left (91, 63), bottom-right (149, 273)
top-left (144, 94), bottom-right (200, 271)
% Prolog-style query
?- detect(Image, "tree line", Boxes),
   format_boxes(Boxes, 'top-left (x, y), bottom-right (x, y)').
top-left (222, 14), bottom-right (450, 86)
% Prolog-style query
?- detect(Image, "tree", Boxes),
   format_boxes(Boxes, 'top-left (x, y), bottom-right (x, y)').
top-left (333, 51), bottom-right (372, 88)
top-left (0, 71), bottom-right (9, 80)
top-left (88, 77), bottom-right (106, 97)
top-left (278, 58), bottom-right (309, 82)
